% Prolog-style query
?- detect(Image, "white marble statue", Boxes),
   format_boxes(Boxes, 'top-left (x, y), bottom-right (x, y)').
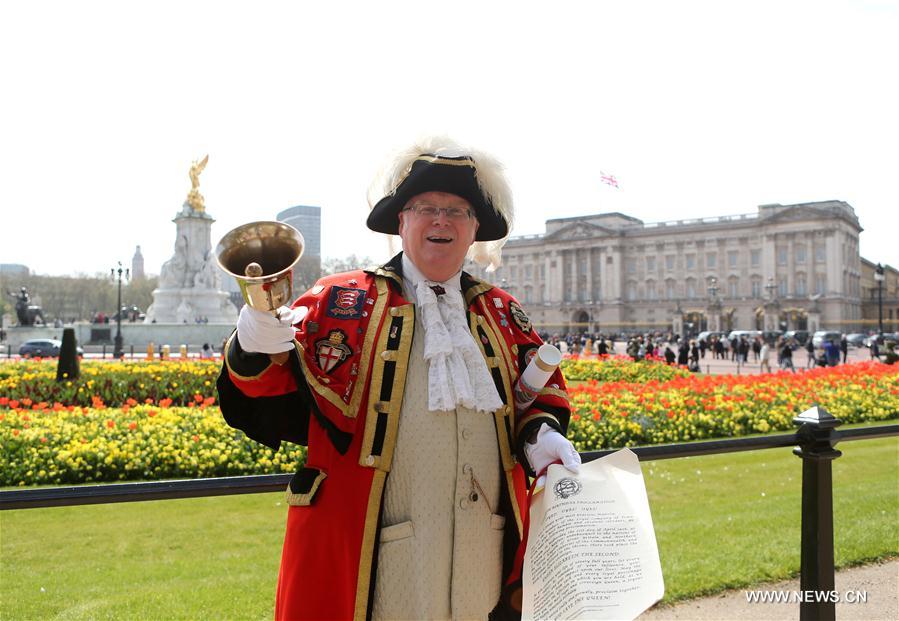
top-left (144, 157), bottom-right (237, 324)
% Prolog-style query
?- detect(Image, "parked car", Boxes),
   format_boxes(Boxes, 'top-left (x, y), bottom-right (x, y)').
top-left (865, 333), bottom-right (899, 348)
top-left (783, 330), bottom-right (809, 346)
top-left (811, 331), bottom-right (842, 349)
top-left (726, 330), bottom-right (761, 342)
top-left (18, 339), bottom-right (84, 358)
top-left (845, 333), bottom-right (867, 348)
top-left (696, 331), bottom-right (726, 344)
top-left (762, 330), bottom-right (783, 345)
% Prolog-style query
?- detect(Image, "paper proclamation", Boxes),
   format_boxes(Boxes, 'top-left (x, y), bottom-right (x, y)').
top-left (522, 449), bottom-right (664, 621)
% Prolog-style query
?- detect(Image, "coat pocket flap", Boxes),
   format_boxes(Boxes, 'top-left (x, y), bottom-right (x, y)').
top-left (380, 520), bottom-right (414, 543)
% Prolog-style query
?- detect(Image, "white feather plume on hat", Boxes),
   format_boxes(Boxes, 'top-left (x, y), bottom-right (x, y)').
top-left (367, 136), bottom-right (513, 272)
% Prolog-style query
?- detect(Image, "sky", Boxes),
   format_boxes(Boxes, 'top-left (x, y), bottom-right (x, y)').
top-left (2, 0), bottom-right (897, 279)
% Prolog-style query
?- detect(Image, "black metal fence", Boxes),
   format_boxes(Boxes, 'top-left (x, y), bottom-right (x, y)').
top-left (2, 407), bottom-right (897, 621)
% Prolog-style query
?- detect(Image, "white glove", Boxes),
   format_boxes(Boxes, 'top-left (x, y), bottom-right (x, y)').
top-left (236, 305), bottom-right (307, 354)
top-left (524, 423), bottom-right (581, 483)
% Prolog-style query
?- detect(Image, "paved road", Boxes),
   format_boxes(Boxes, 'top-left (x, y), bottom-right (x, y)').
top-left (639, 558), bottom-right (898, 620)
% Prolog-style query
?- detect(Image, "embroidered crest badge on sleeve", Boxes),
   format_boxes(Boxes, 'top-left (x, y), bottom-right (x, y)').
top-left (508, 301), bottom-right (532, 334)
top-left (315, 329), bottom-right (354, 373)
top-left (326, 286), bottom-right (367, 319)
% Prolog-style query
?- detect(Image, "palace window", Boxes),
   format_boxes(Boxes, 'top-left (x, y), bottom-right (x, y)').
top-left (751, 249), bottom-right (761, 267)
top-left (751, 278), bottom-right (761, 298)
top-left (666, 255), bottom-right (675, 270)
top-left (815, 274), bottom-right (826, 295)
top-left (646, 279), bottom-right (657, 300)
top-left (728, 277), bottom-right (739, 298)
top-left (778, 277), bottom-right (788, 297)
top-left (815, 244), bottom-right (826, 263)
top-left (686, 254), bottom-right (695, 270)
top-left (666, 280), bottom-right (675, 300)
top-left (777, 247), bottom-right (787, 266)
top-left (795, 245), bottom-right (806, 265)
top-left (795, 274), bottom-right (807, 296)
top-left (728, 251), bottom-right (738, 269)
top-left (626, 281), bottom-right (637, 301)
top-left (646, 256), bottom-right (656, 272)
top-left (706, 253), bottom-right (717, 269)
top-left (686, 278), bottom-right (697, 299)
top-left (626, 258), bottom-right (636, 274)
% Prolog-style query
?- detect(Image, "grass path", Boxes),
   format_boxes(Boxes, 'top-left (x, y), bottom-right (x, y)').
top-left (2, 436), bottom-right (896, 619)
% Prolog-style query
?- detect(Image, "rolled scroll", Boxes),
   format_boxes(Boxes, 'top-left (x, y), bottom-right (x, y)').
top-left (514, 343), bottom-right (562, 414)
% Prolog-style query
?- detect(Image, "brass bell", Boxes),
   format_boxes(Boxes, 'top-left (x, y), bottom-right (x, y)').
top-left (215, 221), bottom-right (305, 314)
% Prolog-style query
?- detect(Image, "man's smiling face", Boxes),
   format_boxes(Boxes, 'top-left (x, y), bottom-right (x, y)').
top-left (398, 191), bottom-right (480, 282)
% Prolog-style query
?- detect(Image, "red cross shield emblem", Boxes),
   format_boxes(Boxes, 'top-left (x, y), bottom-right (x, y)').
top-left (315, 330), bottom-right (353, 373)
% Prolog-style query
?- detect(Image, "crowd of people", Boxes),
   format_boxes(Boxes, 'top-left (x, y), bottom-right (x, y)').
top-left (536, 329), bottom-right (897, 372)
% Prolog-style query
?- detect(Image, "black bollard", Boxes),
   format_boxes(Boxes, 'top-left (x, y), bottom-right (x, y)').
top-left (793, 405), bottom-right (842, 621)
top-left (56, 328), bottom-right (80, 381)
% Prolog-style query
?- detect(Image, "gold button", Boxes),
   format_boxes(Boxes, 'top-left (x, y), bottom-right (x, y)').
top-left (365, 455), bottom-right (375, 466)
top-left (381, 351), bottom-right (391, 360)
top-left (389, 307), bottom-right (400, 316)
top-left (462, 428), bottom-right (472, 440)
top-left (459, 498), bottom-right (470, 510)
top-left (477, 316), bottom-right (486, 325)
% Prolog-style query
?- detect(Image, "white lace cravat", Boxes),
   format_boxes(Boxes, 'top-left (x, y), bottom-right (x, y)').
top-left (402, 256), bottom-right (503, 414)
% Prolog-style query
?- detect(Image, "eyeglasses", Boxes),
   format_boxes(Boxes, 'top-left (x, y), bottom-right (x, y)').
top-left (403, 203), bottom-right (474, 221)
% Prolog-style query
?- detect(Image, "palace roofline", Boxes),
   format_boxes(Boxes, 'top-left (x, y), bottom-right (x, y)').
top-left (509, 200), bottom-right (861, 244)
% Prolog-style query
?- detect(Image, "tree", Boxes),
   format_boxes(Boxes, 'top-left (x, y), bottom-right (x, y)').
top-left (1, 273), bottom-right (158, 322)
top-left (321, 255), bottom-right (375, 276)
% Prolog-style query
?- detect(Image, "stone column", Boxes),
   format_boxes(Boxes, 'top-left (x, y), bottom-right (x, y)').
top-left (585, 247), bottom-right (594, 302)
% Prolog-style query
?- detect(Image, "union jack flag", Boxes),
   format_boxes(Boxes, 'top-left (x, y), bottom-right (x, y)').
top-left (600, 171), bottom-right (619, 188)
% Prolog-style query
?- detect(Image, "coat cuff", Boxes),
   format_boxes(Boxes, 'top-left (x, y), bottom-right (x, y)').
top-left (225, 331), bottom-right (274, 379)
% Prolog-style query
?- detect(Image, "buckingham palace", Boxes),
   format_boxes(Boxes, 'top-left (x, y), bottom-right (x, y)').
top-left (466, 200), bottom-right (869, 336)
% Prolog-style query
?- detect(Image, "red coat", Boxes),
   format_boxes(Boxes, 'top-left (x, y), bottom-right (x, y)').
top-left (218, 254), bottom-right (570, 620)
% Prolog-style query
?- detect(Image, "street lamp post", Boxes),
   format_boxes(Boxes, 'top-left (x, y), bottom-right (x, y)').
top-left (874, 263), bottom-right (885, 337)
top-left (764, 277), bottom-right (778, 332)
top-left (707, 277), bottom-right (719, 332)
top-left (111, 262), bottom-right (129, 359)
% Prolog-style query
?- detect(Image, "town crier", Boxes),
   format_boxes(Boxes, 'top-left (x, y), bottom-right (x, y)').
top-left (217, 137), bottom-right (580, 620)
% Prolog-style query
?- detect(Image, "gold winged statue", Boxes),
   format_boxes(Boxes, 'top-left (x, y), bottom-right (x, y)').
top-left (186, 154), bottom-right (209, 212)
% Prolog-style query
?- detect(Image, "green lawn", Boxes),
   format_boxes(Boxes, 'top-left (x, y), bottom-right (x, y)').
top-left (2, 435), bottom-right (896, 619)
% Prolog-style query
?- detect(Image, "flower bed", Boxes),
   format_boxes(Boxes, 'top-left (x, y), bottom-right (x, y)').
top-left (567, 361), bottom-right (899, 451)
top-left (561, 355), bottom-right (690, 383)
top-left (0, 359), bottom-right (220, 408)
top-left (2, 358), bottom-right (896, 486)
top-left (0, 402), bottom-right (303, 486)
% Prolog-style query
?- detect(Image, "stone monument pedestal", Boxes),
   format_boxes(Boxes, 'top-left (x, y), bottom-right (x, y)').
top-left (145, 203), bottom-right (238, 324)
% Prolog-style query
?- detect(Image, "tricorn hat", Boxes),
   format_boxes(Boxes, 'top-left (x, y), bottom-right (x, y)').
top-left (367, 137), bottom-right (513, 244)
